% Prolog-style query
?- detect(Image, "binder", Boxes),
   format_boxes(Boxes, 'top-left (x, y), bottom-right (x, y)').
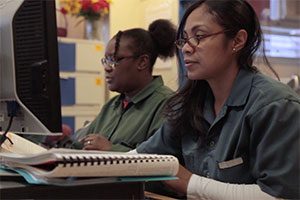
top-left (0, 148), bottom-right (179, 178)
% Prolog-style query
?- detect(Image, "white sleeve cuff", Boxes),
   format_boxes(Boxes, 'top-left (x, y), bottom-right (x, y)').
top-left (187, 174), bottom-right (279, 200)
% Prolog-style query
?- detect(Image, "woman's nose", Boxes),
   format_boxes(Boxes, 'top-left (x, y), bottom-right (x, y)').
top-left (181, 42), bottom-right (195, 55)
top-left (104, 65), bottom-right (113, 72)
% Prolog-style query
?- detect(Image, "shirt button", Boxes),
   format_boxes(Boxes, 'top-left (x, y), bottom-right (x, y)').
top-left (209, 141), bottom-right (215, 147)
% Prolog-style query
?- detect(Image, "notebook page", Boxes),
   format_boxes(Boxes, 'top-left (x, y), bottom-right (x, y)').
top-left (0, 132), bottom-right (47, 154)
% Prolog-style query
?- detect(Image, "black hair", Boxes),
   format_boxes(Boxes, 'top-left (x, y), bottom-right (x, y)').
top-left (112, 19), bottom-right (177, 72)
top-left (113, 31), bottom-right (123, 59)
top-left (165, 0), bottom-right (278, 138)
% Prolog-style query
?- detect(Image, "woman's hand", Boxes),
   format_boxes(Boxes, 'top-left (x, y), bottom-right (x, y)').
top-left (81, 134), bottom-right (112, 151)
top-left (163, 164), bottom-right (193, 195)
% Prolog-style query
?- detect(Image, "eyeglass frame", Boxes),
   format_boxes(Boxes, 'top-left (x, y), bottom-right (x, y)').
top-left (101, 55), bottom-right (140, 69)
top-left (175, 30), bottom-right (229, 49)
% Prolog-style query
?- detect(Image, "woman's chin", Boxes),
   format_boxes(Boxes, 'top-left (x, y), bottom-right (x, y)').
top-left (187, 73), bottom-right (199, 80)
top-left (187, 72), bottom-right (206, 81)
top-left (107, 84), bottom-right (116, 92)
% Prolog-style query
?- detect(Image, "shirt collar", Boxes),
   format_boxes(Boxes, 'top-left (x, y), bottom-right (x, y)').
top-left (225, 69), bottom-right (255, 107)
top-left (203, 90), bottom-right (215, 124)
top-left (130, 76), bottom-right (164, 104)
top-left (203, 69), bottom-right (255, 124)
top-left (115, 76), bottom-right (164, 106)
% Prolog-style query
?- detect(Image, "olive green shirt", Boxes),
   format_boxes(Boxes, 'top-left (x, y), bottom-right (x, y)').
top-left (73, 76), bottom-right (173, 151)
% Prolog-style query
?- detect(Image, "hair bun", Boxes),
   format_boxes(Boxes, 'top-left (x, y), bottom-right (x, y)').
top-left (148, 19), bottom-right (177, 59)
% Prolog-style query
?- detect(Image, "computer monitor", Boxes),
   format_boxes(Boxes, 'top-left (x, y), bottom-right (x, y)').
top-left (0, 0), bottom-right (62, 136)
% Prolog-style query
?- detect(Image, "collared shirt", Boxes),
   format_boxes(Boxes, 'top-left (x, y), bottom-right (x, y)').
top-left (73, 76), bottom-right (173, 151)
top-left (137, 69), bottom-right (300, 199)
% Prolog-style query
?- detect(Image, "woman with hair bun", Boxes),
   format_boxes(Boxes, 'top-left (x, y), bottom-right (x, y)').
top-left (66, 19), bottom-right (177, 152)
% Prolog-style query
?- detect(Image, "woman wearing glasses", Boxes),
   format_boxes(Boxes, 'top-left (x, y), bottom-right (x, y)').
top-left (135, 0), bottom-right (300, 199)
top-left (70, 19), bottom-right (177, 152)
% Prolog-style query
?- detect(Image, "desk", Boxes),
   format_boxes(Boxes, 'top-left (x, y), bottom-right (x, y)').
top-left (0, 176), bottom-right (145, 199)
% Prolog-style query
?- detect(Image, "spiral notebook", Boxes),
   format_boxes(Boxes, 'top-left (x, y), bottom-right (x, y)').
top-left (0, 148), bottom-right (179, 178)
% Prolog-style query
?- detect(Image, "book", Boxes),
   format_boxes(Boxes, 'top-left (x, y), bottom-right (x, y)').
top-left (0, 131), bottom-right (47, 154)
top-left (0, 148), bottom-right (179, 178)
top-left (0, 166), bottom-right (177, 186)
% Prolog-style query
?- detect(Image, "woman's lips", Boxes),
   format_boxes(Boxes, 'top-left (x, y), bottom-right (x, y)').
top-left (105, 76), bottom-right (113, 83)
top-left (184, 59), bottom-right (197, 68)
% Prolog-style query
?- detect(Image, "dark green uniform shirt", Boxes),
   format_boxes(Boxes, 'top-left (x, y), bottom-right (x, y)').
top-left (73, 76), bottom-right (173, 151)
top-left (137, 69), bottom-right (300, 199)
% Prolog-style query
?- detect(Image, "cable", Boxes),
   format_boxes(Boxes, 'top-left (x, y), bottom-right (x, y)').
top-left (0, 116), bottom-right (14, 145)
top-left (0, 101), bottom-right (19, 146)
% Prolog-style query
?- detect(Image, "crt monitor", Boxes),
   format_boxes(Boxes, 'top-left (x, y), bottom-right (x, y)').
top-left (0, 0), bottom-right (62, 136)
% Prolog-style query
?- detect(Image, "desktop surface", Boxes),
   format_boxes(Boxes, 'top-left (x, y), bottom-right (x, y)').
top-left (0, 175), bottom-right (145, 199)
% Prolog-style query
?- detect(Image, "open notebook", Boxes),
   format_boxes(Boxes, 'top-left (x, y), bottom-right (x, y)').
top-left (0, 132), bottom-right (179, 181)
top-left (0, 148), bottom-right (179, 178)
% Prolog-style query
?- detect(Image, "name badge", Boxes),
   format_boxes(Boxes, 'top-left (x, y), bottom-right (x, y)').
top-left (218, 157), bottom-right (243, 169)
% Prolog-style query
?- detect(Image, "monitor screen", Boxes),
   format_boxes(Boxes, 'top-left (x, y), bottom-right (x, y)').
top-left (0, 0), bottom-right (62, 138)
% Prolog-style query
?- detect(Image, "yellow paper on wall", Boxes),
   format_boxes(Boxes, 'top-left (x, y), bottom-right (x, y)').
top-left (95, 44), bottom-right (104, 52)
top-left (95, 77), bottom-right (102, 86)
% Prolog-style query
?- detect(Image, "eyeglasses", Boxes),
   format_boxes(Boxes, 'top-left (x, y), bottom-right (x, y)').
top-left (101, 55), bottom-right (139, 69)
top-left (175, 30), bottom-right (227, 49)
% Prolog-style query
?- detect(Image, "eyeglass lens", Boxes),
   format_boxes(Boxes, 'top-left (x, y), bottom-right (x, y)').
top-left (175, 30), bottom-right (226, 49)
top-left (101, 57), bottom-right (117, 68)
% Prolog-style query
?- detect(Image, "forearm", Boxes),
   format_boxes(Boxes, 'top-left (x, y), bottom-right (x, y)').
top-left (131, 150), bottom-right (277, 199)
top-left (187, 174), bottom-right (281, 200)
